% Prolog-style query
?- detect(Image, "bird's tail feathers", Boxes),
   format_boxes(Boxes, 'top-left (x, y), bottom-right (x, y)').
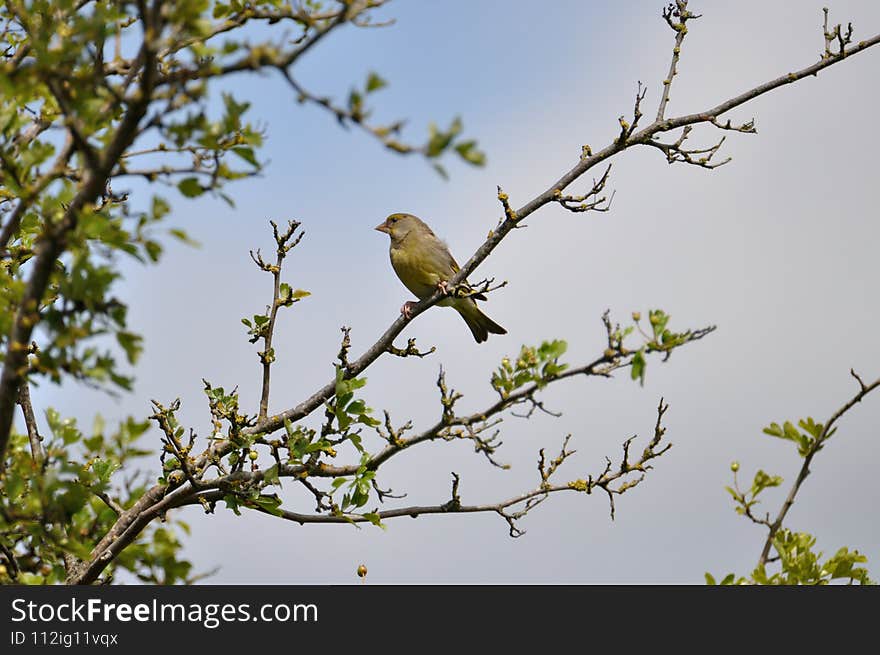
top-left (455, 300), bottom-right (507, 343)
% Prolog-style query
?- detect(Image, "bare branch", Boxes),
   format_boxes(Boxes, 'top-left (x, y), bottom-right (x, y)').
top-left (92, 490), bottom-right (125, 516)
top-left (656, 1), bottom-right (700, 121)
top-left (386, 338), bottom-right (436, 359)
top-left (646, 127), bottom-right (731, 169)
top-left (553, 164), bottom-right (614, 213)
top-left (16, 380), bottom-right (43, 464)
top-left (251, 220), bottom-right (305, 420)
top-left (823, 7), bottom-right (854, 60)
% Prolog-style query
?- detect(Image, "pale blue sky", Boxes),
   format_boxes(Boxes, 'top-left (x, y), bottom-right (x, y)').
top-left (30, 0), bottom-right (880, 583)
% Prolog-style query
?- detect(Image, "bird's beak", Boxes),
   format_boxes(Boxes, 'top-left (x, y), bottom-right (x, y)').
top-left (374, 222), bottom-right (390, 234)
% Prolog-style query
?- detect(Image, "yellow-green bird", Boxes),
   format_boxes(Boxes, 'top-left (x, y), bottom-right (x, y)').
top-left (375, 213), bottom-right (507, 343)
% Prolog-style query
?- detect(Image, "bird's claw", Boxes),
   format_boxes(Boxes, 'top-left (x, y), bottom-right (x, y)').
top-left (400, 301), bottom-right (415, 320)
top-left (437, 280), bottom-right (450, 295)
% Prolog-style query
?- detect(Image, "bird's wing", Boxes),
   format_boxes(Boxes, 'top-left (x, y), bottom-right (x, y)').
top-left (427, 235), bottom-right (459, 277)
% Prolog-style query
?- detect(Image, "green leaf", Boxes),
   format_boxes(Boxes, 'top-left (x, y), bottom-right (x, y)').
top-left (365, 72), bottom-right (387, 93)
top-left (362, 512), bottom-right (386, 528)
top-left (631, 349), bottom-right (646, 386)
top-left (263, 464), bottom-right (280, 486)
top-left (762, 422), bottom-right (784, 438)
top-left (177, 177), bottom-right (204, 198)
top-left (252, 494), bottom-right (283, 517)
top-left (18, 573), bottom-right (45, 585)
top-left (232, 146), bottom-right (258, 168)
top-left (454, 140), bottom-right (486, 166)
top-left (346, 399), bottom-right (366, 415)
top-left (5, 472), bottom-right (25, 501)
top-left (169, 228), bottom-right (200, 246)
top-left (116, 331), bottom-right (143, 365)
top-left (223, 494), bottom-right (242, 516)
top-left (151, 195), bottom-right (171, 220)
top-left (348, 89), bottom-right (363, 116)
top-left (91, 458), bottom-right (119, 484)
top-left (144, 240), bottom-right (162, 262)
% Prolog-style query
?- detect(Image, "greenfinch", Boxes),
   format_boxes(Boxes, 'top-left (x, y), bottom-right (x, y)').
top-left (375, 213), bottom-right (506, 343)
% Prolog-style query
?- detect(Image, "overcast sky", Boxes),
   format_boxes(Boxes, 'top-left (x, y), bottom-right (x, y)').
top-left (31, 0), bottom-right (880, 583)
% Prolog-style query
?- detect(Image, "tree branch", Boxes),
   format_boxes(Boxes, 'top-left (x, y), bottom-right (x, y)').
top-left (0, 134), bottom-right (75, 256)
top-left (757, 371), bottom-right (880, 567)
top-left (61, 4), bottom-right (880, 584)
top-left (248, 19), bottom-right (880, 442)
top-left (0, 2), bottom-right (161, 465)
top-left (16, 380), bottom-right (43, 464)
top-left (179, 399), bottom-right (674, 537)
top-left (249, 220), bottom-right (305, 421)
top-left (656, 0), bottom-right (699, 122)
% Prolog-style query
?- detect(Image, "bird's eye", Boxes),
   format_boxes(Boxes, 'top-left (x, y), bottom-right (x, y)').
top-left (389, 216), bottom-right (397, 223)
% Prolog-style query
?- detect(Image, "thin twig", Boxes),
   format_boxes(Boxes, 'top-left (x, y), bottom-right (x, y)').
top-left (16, 380), bottom-right (44, 464)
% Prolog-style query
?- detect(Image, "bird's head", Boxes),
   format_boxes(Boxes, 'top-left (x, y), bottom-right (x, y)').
top-left (375, 213), bottom-right (428, 242)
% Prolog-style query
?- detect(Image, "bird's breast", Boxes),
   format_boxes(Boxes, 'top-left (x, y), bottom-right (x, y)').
top-left (389, 241), bottom-right (445, 299)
